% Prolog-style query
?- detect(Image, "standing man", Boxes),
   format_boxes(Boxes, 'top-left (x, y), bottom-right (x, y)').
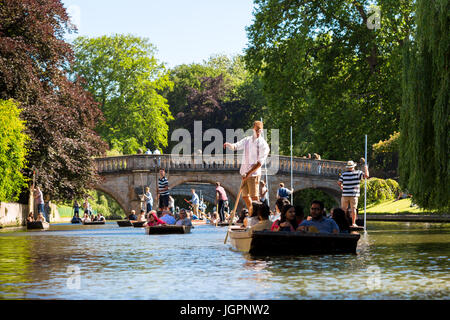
top-left (338, 160), bottom-right (369, 227)
top-left (190, 189), bottom-right (200, 218)
top-left (143, 186), bottom-right (153, 214)
top-left (215, 182), bottom-right (228, 222)
top-left (277, 182), bottom-right (293, 200)
top-left (157, 168), bottom-right (170, 211)
top-left (34, 186), bottom-right (46, 222)
top-left (224, 120), bottom-right (270, 215)
top-left (260, 180), bottom-right (268, 206)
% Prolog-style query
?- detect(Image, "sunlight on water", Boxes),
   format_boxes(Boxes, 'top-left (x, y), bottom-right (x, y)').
top-left (0, 222), bottom-right (448, 299)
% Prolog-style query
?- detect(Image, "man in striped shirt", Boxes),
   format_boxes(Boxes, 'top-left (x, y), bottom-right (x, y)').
top-left (157, 168), bottom-right (170, 211)
top-left (338, 160), bottom-right (369, 227)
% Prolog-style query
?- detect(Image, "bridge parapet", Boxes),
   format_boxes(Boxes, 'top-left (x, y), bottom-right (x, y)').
top-left (95, 155), bottom-right (347, 177)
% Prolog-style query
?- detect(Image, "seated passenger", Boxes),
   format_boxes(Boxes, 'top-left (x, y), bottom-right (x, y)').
top-left (294, 205), bottom-right (304, 225)
top-left (331, 208), bottom-right (350, 233)
top-left (91, 214), bottom-right (98, 222)
top-left (81, 212), bottom-right (90, 223)
top-left (243, 201), bottom-right (261, 228)
top-left (137, 209), bottom-right (146, 222)
top-left (97, 213), bottom-right (105, 222)
top-left (175, 209), bottom-right (192, 226)
top-left (248, 202), bottom-right (272, 233)
top-left (127, 210), bottom-right (138, 221)
top-left (210, 212), bottom-right (220, 225)
top-left (36, 212), bottom-right (46, 222)
top-left (272, 204), bottom-right (297, 232)
top-left (271, 198), bottom-right (290, 222)
top-left (145, 211), bottom-right (166, 227)
top-left (236, 208), bottom-right (248, 224)
top-left (159, 210), bottom-right (176, 225)
top-left (297, 200), bottom-right (340, 234)
top-left (27, 212), bottom-right (34, 223)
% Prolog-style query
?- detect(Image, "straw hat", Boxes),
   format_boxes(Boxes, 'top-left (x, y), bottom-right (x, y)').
top-left (345, 160), bottom-right (357, 168)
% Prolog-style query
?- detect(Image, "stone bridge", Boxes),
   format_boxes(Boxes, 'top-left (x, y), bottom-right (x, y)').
top-left (94, 154), bottom-right (349, 214)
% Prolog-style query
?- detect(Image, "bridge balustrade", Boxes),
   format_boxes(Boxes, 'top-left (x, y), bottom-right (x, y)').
top-left (95, 154), bottom-right (346, 177)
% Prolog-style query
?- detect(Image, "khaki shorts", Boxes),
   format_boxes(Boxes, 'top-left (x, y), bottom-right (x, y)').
top-left (242, 176), bottom-right (260, 198)
top-left (341, 196), bottom-right (358, 211)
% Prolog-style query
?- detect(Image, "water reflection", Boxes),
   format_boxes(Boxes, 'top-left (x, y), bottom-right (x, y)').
top-left (0, 222), bottom-right (448, 299)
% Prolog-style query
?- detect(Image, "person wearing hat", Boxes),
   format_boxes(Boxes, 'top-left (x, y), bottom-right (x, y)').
top-left (338, 159), bottom-right (369, 227)
top-left (223, 120), bottom-right (270, 215)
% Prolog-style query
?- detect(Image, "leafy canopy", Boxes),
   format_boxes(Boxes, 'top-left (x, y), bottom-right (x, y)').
top-left (73, 34), bottom-right (174, 154)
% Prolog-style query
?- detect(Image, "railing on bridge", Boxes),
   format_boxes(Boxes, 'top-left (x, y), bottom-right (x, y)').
top-left (95, 154), bottom-right (347, 177)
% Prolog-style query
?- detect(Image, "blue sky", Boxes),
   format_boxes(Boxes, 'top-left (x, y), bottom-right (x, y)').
top-left (62, 0), bottom-right (255, 68)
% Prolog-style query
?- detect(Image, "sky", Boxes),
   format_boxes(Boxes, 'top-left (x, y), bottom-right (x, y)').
top-left (61, 0), bottom-right (255, 68)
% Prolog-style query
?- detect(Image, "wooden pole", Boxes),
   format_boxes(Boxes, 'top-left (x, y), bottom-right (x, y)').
top-left (364, 135), bottom-right (368, 231)
top-left (224, 180), bottom-right (244, 244)
top-left (290, 126), bottom-right (293, 204)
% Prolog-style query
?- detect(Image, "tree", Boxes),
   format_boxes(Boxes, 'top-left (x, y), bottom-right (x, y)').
top-left (245, 0), bottom-right (414, 159)
top-left (166, 55), bottom-right (264, 152)
top-left (400, 0), bottom-right (449, 211)
top-left (0, 0), bottom-right (107, 201)
top-left (72, 34), bottom-right (174, 154)
top-left (0, 99), bottom-right (29, 202)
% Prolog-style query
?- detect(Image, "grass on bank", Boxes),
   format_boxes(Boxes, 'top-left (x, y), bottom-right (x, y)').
top-left (364, 198), bottom-right (440, 215)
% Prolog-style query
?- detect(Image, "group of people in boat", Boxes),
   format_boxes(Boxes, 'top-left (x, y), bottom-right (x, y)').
top-left (26, 211), bottom-right (47, 223)
top-left (126, 208), bottom-right (194, 227)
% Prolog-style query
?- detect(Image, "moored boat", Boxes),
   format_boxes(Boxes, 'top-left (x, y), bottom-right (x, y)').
top-left (146, 225), bottom-right (191, 234)
top-left (117, 220), bottom-right (133, 227)
top-left (132, 221), bottom-right (146, 228)
top-left (82, 221), bottom-right (106, 225)
top-left (229, 229), bottom-right (360, 255)
top-left (27, 221), bottom-right (50, 230)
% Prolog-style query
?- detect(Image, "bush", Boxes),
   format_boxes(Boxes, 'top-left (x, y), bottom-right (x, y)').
top-left (0, 99), bottom-right (29, 202)
top-left (359, 178), bottom-right (399, 208)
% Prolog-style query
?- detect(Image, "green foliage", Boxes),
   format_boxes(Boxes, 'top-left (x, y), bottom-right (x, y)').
top-left (166, 54), bottom-right (265, 152)
top-left (245, 0), bottom-right (415, 159)
top-left (371, 132), bottom-right (400, 178)
top-left (293, 189), bottom-right (338, 214)
top-left (0, 99), bottom-right (29, 202)
top-left (73, 34), bottom-right (174, 154)
top-left (87, 190), bottom-right (124, 219)
top-left (400, 0), bottom-right (449, 211)
top-left (359, 178), bottom-right (399, 208)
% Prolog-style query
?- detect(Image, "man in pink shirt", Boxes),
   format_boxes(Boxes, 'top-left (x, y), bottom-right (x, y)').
top-left (224, 121), bottom-right (270, 215)
top-left (215, 182), bottom-right (228, 222)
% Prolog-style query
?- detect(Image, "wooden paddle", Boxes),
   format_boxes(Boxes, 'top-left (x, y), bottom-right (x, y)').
top-left (224, 180), bottom-right (244, 244)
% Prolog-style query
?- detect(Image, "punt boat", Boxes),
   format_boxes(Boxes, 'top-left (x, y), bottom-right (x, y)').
top-left (146, 225), bottom-right (192, 235)
top-left (27, 221), bottom-right (50, 230)
top-left (117, 220), bottom-right (133, 227)
top-left (132, 221), bottom-right (146, 228)
top-left (82, 221), bottom-right (106, 225)
top-left (228, 229), bottom-right (360, 255)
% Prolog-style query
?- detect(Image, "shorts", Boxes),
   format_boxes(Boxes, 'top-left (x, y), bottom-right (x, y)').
top-left (341, 196), bottom-right (358, 211)
top-left (159, 195), bottom-right (169, 208)
top-left (242, 176), bottom-right (260, 198)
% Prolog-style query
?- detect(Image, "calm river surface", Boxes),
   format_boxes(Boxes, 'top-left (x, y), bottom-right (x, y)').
top-left (0, 221), bottom-right (448, 300)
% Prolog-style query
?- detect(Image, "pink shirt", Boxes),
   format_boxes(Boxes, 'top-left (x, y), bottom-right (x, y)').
top-left (216, 186), bottom-right (228, 201)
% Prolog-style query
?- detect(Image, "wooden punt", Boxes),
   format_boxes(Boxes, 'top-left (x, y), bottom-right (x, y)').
top-left (71, 218), bottom-right (82, 224)
top-left (27, 221), bottom-right (50, 230)
top-left (229, 229), bottom-right (360, 255)
top-left (132, 221), bottom-right (146, 228)
top-left (82, 221), bottom-right (106, 225)
top-left (191, 220), bottom-right (207, 226)
top-left (117, 220), bottom-right (133, 227)
top-left (350, 226), bottom-right (365, 232)
top-left (146, 225), bottom-right (191, 235)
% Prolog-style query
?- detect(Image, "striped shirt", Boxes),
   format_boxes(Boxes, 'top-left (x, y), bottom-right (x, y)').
top-left (339, 170), bottom-right (364, 197)
top-left (158, 177), bottom-right (169, 196)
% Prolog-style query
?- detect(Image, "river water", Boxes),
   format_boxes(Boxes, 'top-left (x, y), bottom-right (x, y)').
top-left (0, 221), bottom-right (448, 300)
